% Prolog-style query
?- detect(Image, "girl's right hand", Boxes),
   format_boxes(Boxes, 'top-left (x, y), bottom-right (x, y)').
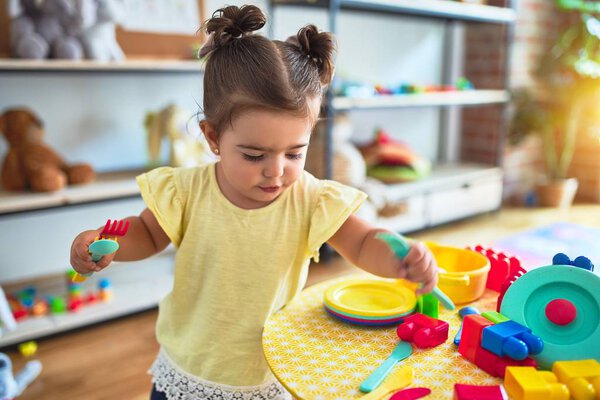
top-left (70, 229), bottom-right (114, 274)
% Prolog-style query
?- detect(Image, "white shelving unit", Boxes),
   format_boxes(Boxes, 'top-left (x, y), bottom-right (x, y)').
top-left (0, 57), bottom-right (199, 345)
top-left (272, 0), bottom-right (514, 234)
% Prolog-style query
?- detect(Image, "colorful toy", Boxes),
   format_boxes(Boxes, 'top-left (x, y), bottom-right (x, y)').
top-left (0, 353), bottom-right (42, 400)
top-left (504, 366), bottom-right (569, 400)
top-left (500, 264), bottom-right (600, 369)
top-left (481, 320), bottom-right (544, 361)
top-left (18, 341), bottom-right (37, 357)
top-left (98, 278), bottom-right (113, 302)
top-left (454, 306), bottom-right (480, 346)
top-left (416, 293), bottom-right (438, 318)
top-left (375, 232), bottom-right (455, 310)
top-left (458, 314), bottom-right (537, 378)
top-left (72, 219), bottom-right (130, 282)
top-left (358, 365), bottom-right (413, 400)
top-left (396, 313), bottom-right (449, 348)
top-left (389, 387), bottom-right (431, 400)
top-left (359, 340), bottom-right (412, 393)
top-left (429, 243), bottom-right (490, 304)
top-left (552, 252), bottom-right (594, 271)
top-left (552, 359), bottom-right (600, 400)
top-left (323, 278), bottom-right (417, 325)
top-left (468, 245), bottom-right (524, 293)
top-left (481, 311), bottom-right (510, 324)
top-left (453, 383), bottom-right (505, 400)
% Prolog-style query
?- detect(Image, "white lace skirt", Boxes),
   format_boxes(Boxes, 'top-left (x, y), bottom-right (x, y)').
top-left (149, 348), bottom-right (293, 400)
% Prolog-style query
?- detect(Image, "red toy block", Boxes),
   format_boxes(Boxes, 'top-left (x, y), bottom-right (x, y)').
top-left (458, 314), bottom-right (494, 361)
top-left (453, 383), bottom-right (505, 400)
top-left (473, 344), bottom-right (537, 378)
top-left (396, 313), bottom-right (449, 348)
top-left (458, 314), bottom-right (537, 377)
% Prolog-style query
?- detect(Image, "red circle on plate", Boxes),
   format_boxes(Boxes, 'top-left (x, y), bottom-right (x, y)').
top-left (545, 298), bottom-right (577, 326)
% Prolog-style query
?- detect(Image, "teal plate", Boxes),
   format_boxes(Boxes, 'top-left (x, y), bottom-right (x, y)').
top-left (500, 265), bottom-right (600, 369)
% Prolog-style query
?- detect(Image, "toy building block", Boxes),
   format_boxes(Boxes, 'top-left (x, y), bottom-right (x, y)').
top-left (396, 313), bottom-right (449, 348)
top-left (552, 359), bottom-right (600, 400)
top-left (458, 315), bottom-right (537, 378)
top-left (552, 253), bottom-right (595, 272)
top-left (416, 293), bottom-right (438, 318)
top-left (482, 311), bottom-right (509, 324)
top-left (504, 366), bottom-right (569, 400)
top-left (453, 383), bottom-right (505, 400)
top-left (481, 320), bottom-right (544, 360)
top-left (454, 306), bottom-right (480, 346)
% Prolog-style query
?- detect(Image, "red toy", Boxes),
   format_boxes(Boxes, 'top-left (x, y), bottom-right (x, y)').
top-left (453, 383), bottom-right (505, 400)
top-left (469, 245), bottom-right (524, 293)
top-left (396, 313), bottom-right (449, 348)
top-left (458, 314), bottom-right (537, 377)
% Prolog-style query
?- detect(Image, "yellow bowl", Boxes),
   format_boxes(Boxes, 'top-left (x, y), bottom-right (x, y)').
top-left (428, 243), bottom-right (490, 304)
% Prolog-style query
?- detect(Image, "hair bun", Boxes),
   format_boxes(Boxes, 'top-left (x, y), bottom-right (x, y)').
top-left (294, 25), bottom-right (335, 85)
top-left (204, 5), bottom-right (266, 47)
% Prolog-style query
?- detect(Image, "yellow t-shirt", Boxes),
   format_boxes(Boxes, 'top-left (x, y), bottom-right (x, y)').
top-left (137, 163), bottom-right (366, 386)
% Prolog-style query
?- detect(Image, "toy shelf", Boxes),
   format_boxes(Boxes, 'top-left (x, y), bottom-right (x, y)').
top-left (0, 251), bottom-right (174, 348)
top-left (332, 89), bottom-right (510, 110)
top-left (0, 170), bottom-right (142, 215)
top-left (273, 0), bottom-right (516, 24)
top-left (0, 59), bottom-right (204, 73)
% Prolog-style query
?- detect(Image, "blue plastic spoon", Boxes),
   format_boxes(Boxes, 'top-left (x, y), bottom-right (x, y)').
top-left (360, 340), bottom-right (413, 393)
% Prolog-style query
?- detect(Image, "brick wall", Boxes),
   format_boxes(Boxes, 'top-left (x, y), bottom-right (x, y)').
top-left (461, 0), bottom-right (577, 203)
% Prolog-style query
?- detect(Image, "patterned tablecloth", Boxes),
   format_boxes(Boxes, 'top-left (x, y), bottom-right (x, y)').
top-left (263, 275), bottom-right (502, 400)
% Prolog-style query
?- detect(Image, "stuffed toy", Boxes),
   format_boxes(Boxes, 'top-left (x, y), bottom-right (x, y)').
top-left (359, 128), bottom-right (431, 183)
top-left (10, 0), bottom-right (85, 59)
top-left (77, 0), bottom-right (126, 61)
top-left (10, 0), bottom-right (126, 61)
top-left (145, 104), bottom-right (216, 168)
top-left (0, 107), bottom-right (96, 192)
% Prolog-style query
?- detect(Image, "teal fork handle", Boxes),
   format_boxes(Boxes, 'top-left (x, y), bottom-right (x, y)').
top-left (360, 357), bottom-right (399, 393)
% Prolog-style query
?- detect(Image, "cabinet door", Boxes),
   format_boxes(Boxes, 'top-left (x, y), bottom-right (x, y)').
top-left (0, 197), bottom-right (146, 283)
top-left (375, 194), bottom-right (427, 233)
top-left (427, 178), bottom-right (502, 225)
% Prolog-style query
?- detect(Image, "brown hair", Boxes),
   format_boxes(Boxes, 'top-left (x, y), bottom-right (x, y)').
top-left (198, 5), bottom-right (335, 134)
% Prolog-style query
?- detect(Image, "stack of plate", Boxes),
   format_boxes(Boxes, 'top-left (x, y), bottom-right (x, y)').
top-left (323, 279), bottom-right (417, 326)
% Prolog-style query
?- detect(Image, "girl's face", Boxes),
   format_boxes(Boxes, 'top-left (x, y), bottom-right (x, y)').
top-left (207, 109), bottom-right (313, 209)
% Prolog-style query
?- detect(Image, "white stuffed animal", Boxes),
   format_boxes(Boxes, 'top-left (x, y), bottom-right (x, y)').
top-left (76, 0), bottom-right (126, 61)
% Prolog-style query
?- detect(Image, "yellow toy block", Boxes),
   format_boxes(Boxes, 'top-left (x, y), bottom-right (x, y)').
top-left (504, 366), bottom-right (570, 400)
top-left (553, 360), bottom-right (600, 400)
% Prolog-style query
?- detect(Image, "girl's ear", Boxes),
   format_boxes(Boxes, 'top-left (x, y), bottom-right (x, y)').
top-left (200, 120), bottom-right (219, 152)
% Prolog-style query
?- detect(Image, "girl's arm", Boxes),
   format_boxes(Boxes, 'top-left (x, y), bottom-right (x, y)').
top-left (327, 214), bottom-right (438, 294)
top-left (70, 208), bottom-right (170, 274)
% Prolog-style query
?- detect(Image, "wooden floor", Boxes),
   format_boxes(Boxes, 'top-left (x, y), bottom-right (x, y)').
top-left (4, 205), bottom-right (600, 400)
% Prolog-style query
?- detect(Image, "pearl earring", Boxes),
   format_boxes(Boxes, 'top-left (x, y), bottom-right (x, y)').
top-left (214, 148), bottom-right (220, 155)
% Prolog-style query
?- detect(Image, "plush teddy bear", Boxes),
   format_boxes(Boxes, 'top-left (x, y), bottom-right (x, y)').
top-left (77, 0), bottom-right (126, 61)
top-left (0, 108), bottom-right (96, 192)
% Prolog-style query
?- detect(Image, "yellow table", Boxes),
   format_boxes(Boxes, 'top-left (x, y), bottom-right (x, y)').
top-left (263, 275), bottom-right (502, 400)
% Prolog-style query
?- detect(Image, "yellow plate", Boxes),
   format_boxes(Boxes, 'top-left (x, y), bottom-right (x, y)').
top-left (323, 279), bottom-right (417, 317)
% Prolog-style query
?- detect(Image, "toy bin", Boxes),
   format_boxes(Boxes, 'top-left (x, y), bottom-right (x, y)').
top-left (427, 243), bottom-right (490, 304)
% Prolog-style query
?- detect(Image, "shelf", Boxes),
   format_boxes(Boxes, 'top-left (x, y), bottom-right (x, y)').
top-left (0, 252), bottom-right (174, 347)
top-left (0, 170), bottom-right (142, 215)
top-left (332, 89), bottom-right (509, 110)
top-left (274, 0), bottom-right (516, 24)
top-left (0, 59), bottom-right (204, 73)
top-left (382, 162), bottom-right (502, 197)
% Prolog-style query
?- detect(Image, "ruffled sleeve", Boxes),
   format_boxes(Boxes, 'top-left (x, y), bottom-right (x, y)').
top-left (137, 167), bottom-right (184, 247)
top-left (307, 180), bottom-right (367, 262)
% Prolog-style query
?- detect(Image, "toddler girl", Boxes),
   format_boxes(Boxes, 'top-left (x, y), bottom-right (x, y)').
top-left (70, 5), bottom-right (438, 399)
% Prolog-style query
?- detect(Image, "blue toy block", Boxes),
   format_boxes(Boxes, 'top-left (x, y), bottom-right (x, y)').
top-left (573, 256), bottom-right (594, 271)
top-left (481, 320), bottom-right (544, 361)
top-left (552, 253), bottom-right (571, 266)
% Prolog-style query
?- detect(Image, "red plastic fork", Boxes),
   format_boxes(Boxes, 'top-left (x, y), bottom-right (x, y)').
top-left (99, 219), bottom-right (130, 239)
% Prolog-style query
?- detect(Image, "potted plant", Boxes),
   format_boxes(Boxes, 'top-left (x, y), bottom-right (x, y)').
top-left (509, 0), bottom-right (600, 207)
